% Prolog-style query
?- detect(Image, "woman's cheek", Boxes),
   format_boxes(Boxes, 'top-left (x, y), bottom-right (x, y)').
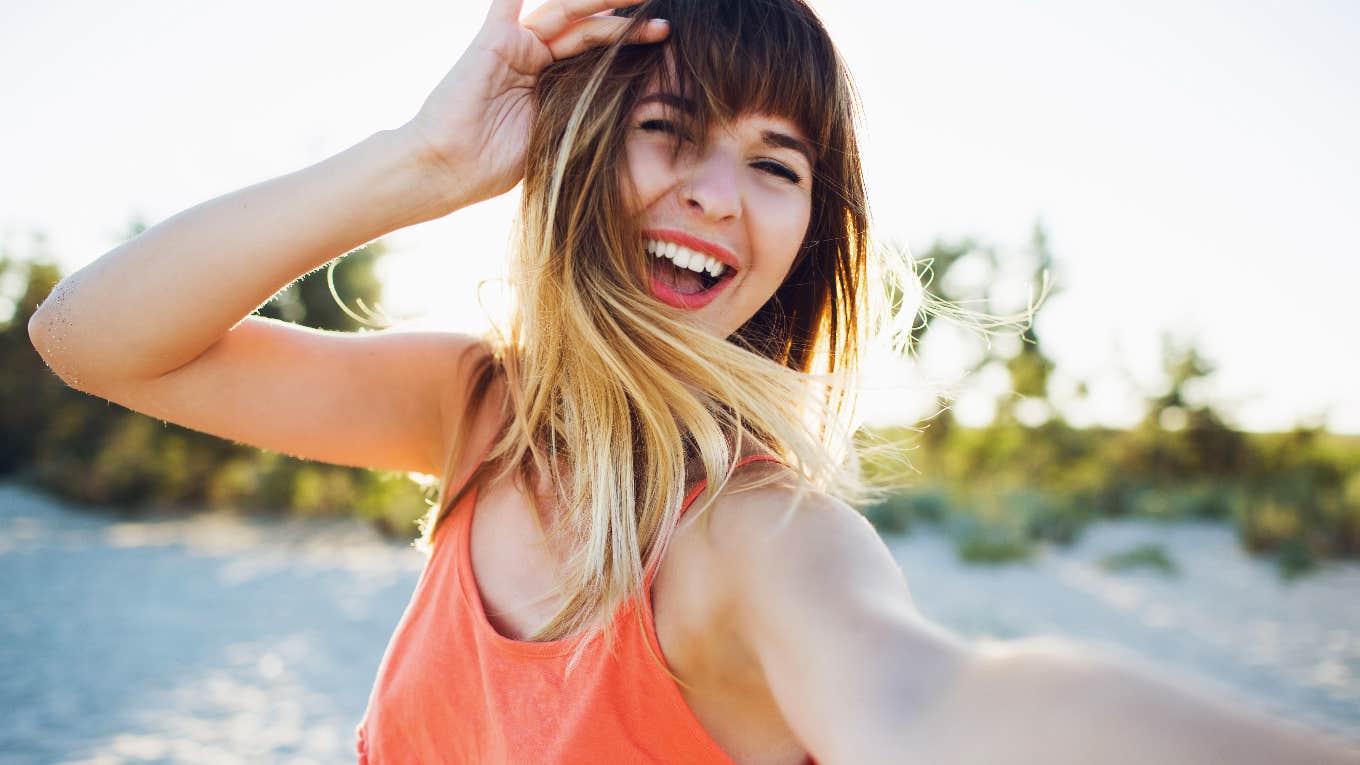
top-left (762, 199), bottom-right (812, 272)
top-left (623, 141), bottom-right (676, 204)
top-left (621, 142), bottom-right (654, 211)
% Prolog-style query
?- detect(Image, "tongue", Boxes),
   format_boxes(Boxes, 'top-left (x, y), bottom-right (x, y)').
top-left (652, 258), bottom-right (707, 295)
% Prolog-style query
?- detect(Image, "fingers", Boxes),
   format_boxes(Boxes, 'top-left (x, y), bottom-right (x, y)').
top-left (486, 0), bottom-right (525, 23)
top-left (543, 15), bottom-right (669, 61)
top-left (523, 0), bottom-right (652, 42)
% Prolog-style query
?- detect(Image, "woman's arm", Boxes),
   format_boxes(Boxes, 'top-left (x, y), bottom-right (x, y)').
top-left (27, 0), bottom-right (667, 475)
top-left (24, 128), bottom-right (486, 476)
top-left (718, 489), bottom-right (1359, 764)
top-left (28, 128), bottom-right (454, 384)
top-left (28, 0), bottom-right (667, 383)
top-left (926, 636), bottom-right (1360, 765)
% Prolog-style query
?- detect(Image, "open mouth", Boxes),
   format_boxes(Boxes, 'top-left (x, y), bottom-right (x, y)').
top-left (645, 237), bottom-right (737, 309)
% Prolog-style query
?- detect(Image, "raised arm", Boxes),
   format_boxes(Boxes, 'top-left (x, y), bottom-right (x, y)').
top-left (719, 488), bottom-right (1359, 765)
top-left (27, 126), bottom-right (451, 386)
top-left (25, 123), bottom-right (474, 476)
top-left (27, 0), bottom-right (667, 475)
top-left (27, 0), bottom-right (669, 383)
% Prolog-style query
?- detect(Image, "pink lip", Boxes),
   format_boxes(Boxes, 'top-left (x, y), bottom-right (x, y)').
top-left (642, 228), bottom-right (740, 311)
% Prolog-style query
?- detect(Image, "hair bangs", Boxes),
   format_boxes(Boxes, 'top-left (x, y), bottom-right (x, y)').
top-left (615, 1), bottom-right (840, 152)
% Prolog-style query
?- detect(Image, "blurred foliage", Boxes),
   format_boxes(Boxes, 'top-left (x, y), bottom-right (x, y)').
top-left (1, 227), bottom-right (433, 539)
top-left (859, 416), bottom-right (1359, 579)
top-left (3, 220), bottom-right (1359, 577)
top-left (858, 221), bottom-right (1360, 578)
top-left (1100, 543), bottom-right (1180, 577)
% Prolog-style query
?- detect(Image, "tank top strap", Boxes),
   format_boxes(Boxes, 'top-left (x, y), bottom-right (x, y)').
top-left (677, 453), bottom-right (786, 520)
top-left (641, 452), bottom-right (787, 596)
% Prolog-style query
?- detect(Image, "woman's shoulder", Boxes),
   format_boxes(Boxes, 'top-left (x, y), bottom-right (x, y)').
top-left (701, 465), bottom-right (870, 563)
top-left (667, 459), bottom-right (919, 714)
top-left (679, 459), bottom-right (886, 607)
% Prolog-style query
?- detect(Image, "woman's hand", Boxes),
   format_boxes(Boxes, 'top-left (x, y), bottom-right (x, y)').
top-left (398, 0), bottom-right (669, 212)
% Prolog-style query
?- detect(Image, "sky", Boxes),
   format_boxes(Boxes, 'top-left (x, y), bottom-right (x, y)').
top-left (2, 0), bottom-right (1358, 433)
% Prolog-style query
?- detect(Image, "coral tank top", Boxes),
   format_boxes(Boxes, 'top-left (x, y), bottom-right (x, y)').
top-left (354, 454), bottom-right (788, 764)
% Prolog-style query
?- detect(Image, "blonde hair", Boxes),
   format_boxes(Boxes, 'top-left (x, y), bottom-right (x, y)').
top-left (416, 0), bottom-right (918, 677)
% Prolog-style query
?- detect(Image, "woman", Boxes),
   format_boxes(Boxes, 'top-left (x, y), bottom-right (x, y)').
top-left (28, 1), bottom-right (1357, 763)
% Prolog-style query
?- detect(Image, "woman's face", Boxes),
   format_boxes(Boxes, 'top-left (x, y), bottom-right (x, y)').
top-left (622, 85), bottom-right (815, 338)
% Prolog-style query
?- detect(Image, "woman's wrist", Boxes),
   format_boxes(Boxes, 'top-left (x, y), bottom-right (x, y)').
top-left (384, 121), bottom-right (481, 221)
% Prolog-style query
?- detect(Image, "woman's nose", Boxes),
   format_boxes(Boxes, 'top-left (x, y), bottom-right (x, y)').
top-left (681, 150), bottom-right (741, 222)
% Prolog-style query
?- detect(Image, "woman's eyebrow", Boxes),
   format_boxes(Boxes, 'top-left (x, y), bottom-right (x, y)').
top-left (764, 131), bottom-right (816, 168)
top-left (636, 93), bottom-right (696, 112)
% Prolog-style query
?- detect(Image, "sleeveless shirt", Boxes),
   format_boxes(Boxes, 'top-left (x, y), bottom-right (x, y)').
top-left (354, 454), bottom-right (792, 764)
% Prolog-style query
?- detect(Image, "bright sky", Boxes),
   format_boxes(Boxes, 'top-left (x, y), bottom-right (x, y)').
top-left (3, 1), bottom-right (1357, 433)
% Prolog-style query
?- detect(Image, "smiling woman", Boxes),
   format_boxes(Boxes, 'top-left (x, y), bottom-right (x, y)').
top-left (26, 0), bottom-right (1360, 763)
top-left (450, 0), bottom-right (880, 647)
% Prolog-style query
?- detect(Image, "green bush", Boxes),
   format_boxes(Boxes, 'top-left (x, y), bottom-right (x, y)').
top-left (1100, 543), bottom-right (1179, 576)
top-left (953, 527), bottom-right (1035, 565)
top-left (862, 486), bottom-right (951, 534)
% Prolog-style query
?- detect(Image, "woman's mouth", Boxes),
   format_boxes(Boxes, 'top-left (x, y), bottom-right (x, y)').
top-left (645, 237), bottom-right (737, 310)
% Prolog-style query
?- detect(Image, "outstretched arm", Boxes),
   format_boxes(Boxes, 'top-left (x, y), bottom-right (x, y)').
top-left (905, 635), bottom-right (1358, 765)
top-left (721, 490), bottom-right (1358, 764)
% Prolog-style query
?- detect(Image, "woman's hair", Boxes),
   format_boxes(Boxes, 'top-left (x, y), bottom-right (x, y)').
top-left (416, 0), bottom-right (913, 677)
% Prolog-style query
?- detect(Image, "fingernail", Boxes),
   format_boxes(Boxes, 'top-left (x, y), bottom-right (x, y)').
top-left (649, 19), bottom-right (670, 27)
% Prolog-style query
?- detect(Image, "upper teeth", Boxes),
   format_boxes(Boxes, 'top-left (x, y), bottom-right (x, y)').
top-left (645, 239), bottom-right (728, 277)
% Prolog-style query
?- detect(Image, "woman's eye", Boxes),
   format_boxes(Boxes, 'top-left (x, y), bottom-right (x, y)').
top-left (754, 160), bottom-right (803, 185)
top-left (639, 119), bottom-right (691, 141)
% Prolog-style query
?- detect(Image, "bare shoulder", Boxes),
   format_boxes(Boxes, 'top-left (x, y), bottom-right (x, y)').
top-left (683, 464), bottom-right (975, 762)
top-left (688, 463), bottom-right (918, 620)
